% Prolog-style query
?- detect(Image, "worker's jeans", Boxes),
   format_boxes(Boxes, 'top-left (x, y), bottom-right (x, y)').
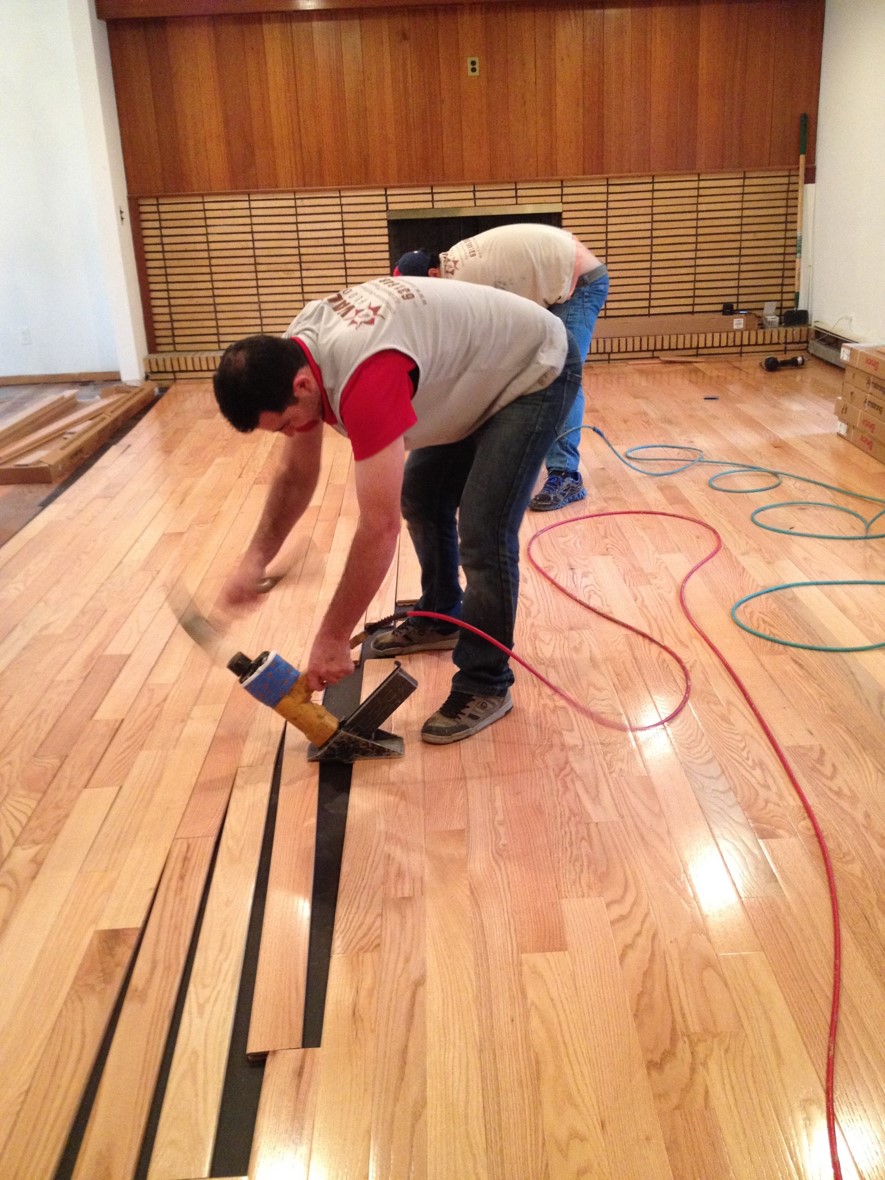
top-left (401, 334), bottom-right (583, 696)
top-left (544, 268), bottom-right (610, 473)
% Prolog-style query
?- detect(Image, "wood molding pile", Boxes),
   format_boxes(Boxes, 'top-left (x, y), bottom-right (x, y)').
top-left (0, 383), bottom-right (158, 484)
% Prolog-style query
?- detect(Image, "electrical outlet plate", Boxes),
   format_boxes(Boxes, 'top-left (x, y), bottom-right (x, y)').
top-left (467, 56), bottom-right (479, 76)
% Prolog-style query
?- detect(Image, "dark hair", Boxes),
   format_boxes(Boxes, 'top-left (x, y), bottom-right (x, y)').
top-left (213, 335), bottom-right (308, 432)
top-left (393, 248), bottom-right (441, 276)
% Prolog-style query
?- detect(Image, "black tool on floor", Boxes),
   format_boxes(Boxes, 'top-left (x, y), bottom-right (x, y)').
top-left (762, 354), bottom-right (807, 371)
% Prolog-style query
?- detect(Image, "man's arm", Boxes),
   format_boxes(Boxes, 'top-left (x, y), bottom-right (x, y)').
top-left (222, 425), bottom-right (322, 609)
top-left (305, 435), bottom-right (405, 690)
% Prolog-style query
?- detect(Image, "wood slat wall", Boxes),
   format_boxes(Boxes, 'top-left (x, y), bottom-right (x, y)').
top-left (139, 169), bottom-right (799, 355)
top-left (105, 1), bottom-right (824, 194)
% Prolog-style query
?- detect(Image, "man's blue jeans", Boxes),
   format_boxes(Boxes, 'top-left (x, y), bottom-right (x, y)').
top-left (401, 333), bottom-right (584, 695)
top-left (545, 269), bottom-right (610, 473)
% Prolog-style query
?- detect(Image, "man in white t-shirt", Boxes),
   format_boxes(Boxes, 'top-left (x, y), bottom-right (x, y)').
top-left (394, 222), bottom-right (609, 510)
top-left (214, 276), bottom-right (583, 744)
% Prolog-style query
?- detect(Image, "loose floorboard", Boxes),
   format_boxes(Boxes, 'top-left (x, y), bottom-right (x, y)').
top-left (0, 357), bottom-right (883, 1180)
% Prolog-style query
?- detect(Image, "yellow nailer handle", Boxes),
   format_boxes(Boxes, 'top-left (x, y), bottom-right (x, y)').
top-left (274, 675), bottom-right (339, 747)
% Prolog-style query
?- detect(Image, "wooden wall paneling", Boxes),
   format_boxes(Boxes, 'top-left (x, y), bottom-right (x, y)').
top-left (252, 192), bottom-right (301, 332)
top-left (649, 2), bottom-right (700, 174)
top-left (260, 14), bottom-right (305, 189)
top-left (108, 22), bottom-right (166, 196)
top-left (696, 173), bottom-right (743, 309)
top-left (143, 21), bottom-right (196, 194)
top-left (738, 171), bottom-right (795, 309)
top-left (338, 15), bottom-right (374, 185)
top-left (382, 11), bottom-right (429, 186)
top-left (175, 19), bottom-right (232, 191)
top-left (107, 3), bottom-right (824, 195)
top-left (305, 16), bottom-right (351, 188)
top-left (358, 15), bottom-right (399, 185)
top-left (732, 2), bottom-right (779, 169)
top-left (696, 1), bottom-right (780, 172)
top-left (547, 6), bottom-right (586, 179)
top-left (454, 9), bottom-right (489, 183)
top-left (562, 178), bottom-right (609, 267)
top-left (650, 174), bottom-right (699, 315)
top-left (482, 8), bottom-right (518, 181)
top-left (208, 196), bottom-right (262, 344)
top-left (436, 11), bottom-right (467, 183)
top-left (602, 5), bottom-right (643, 177)
top-left (505, 8), bottom-right (540, 179)
top-left (294, 191), bottom-right (346, 302)
top-left (406, 11), bottom-right (448, 186)
top-left (579, 6), bottom-right (606, 177)
top-left (533, 10), bottom-right (558, 180)
top-left (606, 176), bottom-right (654, 316)
top-left (341, 189), bottom-right (388, 284)
top-left (768, 0), bottom-right (823, 169)
top-left (213, 17), bottom-right (267, 191)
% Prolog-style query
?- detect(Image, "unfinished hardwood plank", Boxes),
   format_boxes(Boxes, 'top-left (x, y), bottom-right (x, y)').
top-left (0, 868), bottom-right (116, 1158)
top-left (249, 1049), bottom-right (320, 1180)
top-left (0, 927), bottom-right (138, 1180)
top-left (247, 761), bottom-right (317, 1057)
top-left (73, 837), bottom-right (216, 1180)
top-left (424, 827), bottom-right (487, 1178)
top-left (147, 766), bottom-right (272, 1180)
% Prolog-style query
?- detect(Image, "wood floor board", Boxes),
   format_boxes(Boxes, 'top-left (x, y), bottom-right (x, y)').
top-left (72, 836), bottom-right (217, 1180)
top-left (247, 761), bottom-right (318, 1057)
top-left (146, 766), bottom-right (272, 1180)
top-left (248, 1048), bottom-right (319, 1180)
top-left (0, 359), bottom-right (882, 1180)
top-left (0, 926), bottom-right (138, 1180)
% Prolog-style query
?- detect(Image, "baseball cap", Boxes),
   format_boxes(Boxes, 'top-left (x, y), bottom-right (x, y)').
top-left (393, 249), bottom-right (439, 276)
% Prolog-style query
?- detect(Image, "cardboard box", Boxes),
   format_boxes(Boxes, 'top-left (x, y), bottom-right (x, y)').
top-left (842, 364), bottom-right (885, 403)
top-left (835, 397), bottom-right (885, 440)
top-left (840, 342), bottom-right (885, 376)
top-left (839, 380), bottom-right (885, 420)
top-left (594, 312), bottom-right (760, 339)
top-left (836, 420), bottom-right (885, 465)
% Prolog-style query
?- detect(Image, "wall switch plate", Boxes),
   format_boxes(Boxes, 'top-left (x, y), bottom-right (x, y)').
top-left (467, 56), bottom-right (479, 76)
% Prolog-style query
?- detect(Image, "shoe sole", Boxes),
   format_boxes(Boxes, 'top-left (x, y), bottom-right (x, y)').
top-left (421, 696), bottom-right (514, 744)
top-left (528, 489), bottom-right (587, 512)
top-left (366, 633), bottom-right (458, 659)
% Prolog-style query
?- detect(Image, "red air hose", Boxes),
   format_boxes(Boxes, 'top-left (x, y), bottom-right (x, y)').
top-left (410, 506), bottom-right (844, 1179)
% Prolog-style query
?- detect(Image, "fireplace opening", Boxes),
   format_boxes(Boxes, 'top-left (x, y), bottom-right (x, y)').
top-left (386, 203), bottom-right (562, 271)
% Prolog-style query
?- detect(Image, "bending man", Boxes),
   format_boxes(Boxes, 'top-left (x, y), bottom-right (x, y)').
top-left (214, 276), bottom-right (582, 744)
top-left (394, 221), bottom-right (609, 510)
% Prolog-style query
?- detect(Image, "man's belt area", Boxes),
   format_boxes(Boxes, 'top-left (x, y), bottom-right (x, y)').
top-left (574, 263), bottom-right (608, 288)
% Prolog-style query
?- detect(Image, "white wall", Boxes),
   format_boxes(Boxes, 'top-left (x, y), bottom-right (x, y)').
top-left (0, 0), bottom-right (145, 381)
top-left (809, 0), bottom-right (885, 342)
top-left (1, 0), bottom-right (880, 374)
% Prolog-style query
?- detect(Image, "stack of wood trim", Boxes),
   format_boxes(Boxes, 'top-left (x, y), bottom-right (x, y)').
top-left (0, 383), bottom-right (158, 484)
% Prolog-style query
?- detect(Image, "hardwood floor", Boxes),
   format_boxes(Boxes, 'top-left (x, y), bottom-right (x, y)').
top-left (0, 356), bottom-right (882, 1180)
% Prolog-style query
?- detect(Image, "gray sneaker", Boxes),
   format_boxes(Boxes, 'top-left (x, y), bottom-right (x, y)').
top-left (368, 617), bottom-right (459, 658)
top-left (421, 689), bottom-right (513, 744)
top-left (529, 471), bottom-right (587, 512)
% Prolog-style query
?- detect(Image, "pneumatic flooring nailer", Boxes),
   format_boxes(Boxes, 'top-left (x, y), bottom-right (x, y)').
top-left (171, 591), bottom-right (417, 764)
top-left (226, 648), bottom-right (417, 763)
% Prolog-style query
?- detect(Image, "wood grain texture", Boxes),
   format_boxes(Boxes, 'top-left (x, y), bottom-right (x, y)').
top-left (137, 169), bottom-right (800, 356)
top-left (106, 1), bottom-right (824, 195)
top-left (0, 354), bottom-right (882, 1178)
